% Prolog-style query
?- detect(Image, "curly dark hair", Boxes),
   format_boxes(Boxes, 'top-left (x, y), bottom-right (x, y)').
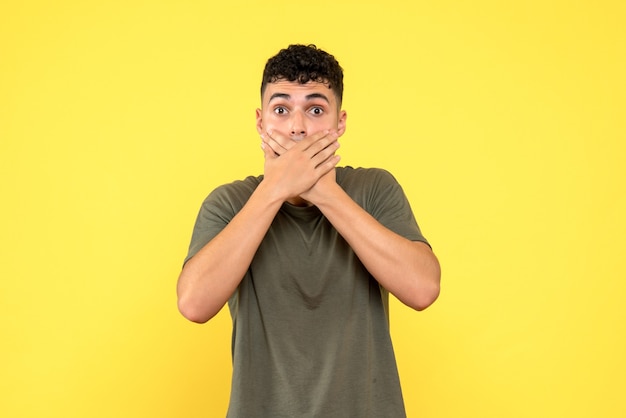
top-left (261, 44), bottom-right (344, 105)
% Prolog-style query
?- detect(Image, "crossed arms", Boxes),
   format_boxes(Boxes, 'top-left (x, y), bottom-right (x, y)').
top-left (177, 131), bottom-right (441, 323)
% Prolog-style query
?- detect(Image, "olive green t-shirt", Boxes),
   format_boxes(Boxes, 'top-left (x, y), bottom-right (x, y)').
top-left (186, 166), bottom-right (428, 418)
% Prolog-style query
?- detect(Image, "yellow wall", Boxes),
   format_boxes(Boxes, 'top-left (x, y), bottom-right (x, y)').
top-left (1, 1), bottom-right (624, 417)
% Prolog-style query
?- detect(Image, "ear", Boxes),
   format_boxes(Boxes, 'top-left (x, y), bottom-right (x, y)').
top-left (255, 108), bottom-right (263, 135)
top-left (337, 110), bottom-right (347, 136)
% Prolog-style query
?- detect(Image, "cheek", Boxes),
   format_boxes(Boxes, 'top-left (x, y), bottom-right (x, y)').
top-left (258, 114), bottom-right (274, 133)
top-left (262, 121), bottom-right (282, 135)
top-left (261, 112), bottom-right (280, 128)
top-left (317, 117), bottom-right (340, 132)
top-left (261, 114), bottom-right (290, 135)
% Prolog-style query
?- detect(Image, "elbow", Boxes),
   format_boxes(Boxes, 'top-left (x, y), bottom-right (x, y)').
top-left (177, 295), bottom-right (218, 324)
top-left (412, 281), bottom-right (440, 311)
top-left (408, 264), bottom-right (441, 311)
top-left (396, 278), bottom-right (440, 311)
top-left (403, 241), bottom-right (441, 311)
top-left (177, 267), bottom-right (222, 324)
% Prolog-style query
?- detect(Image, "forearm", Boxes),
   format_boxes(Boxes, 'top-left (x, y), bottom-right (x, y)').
top-left (313, 184), bottom-right (441, 311)
top-left (177, 181), bottom-right (284, 323)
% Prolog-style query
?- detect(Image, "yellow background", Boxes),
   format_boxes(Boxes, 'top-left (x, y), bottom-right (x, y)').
top-left (1, 1), bottom-right (624, 417)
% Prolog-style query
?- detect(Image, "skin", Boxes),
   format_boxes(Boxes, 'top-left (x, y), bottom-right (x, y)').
top-left (257, 80), bottom-right (346, 206)
top-left (177, 80), bottom-right (441, 323)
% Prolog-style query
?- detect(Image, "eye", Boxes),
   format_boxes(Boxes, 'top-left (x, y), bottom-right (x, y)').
top-left (309, 107), bottom-right (324, 116)
top-left (273, 106), bottom-right (288, 115)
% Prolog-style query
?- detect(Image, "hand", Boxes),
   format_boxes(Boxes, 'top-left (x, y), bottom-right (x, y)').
top-left (260, 130), bottom-right (340, 202)
top-left (260, 129), bottom-right (295, 156)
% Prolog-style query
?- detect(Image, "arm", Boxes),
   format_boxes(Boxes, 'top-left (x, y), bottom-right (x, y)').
top-left (307, 178), bottom-right (441, 311)
top-left (177, 132), bottom-right (340, 323)
top-left (177, 181), bottom-right (284, 323)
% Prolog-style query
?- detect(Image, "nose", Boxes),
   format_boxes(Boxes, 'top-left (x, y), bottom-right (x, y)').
top-left (290, 110), bottom-right (306, 139)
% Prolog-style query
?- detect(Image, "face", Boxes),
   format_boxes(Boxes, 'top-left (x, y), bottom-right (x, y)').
top-left (256, 80), bottom-right (347, 141)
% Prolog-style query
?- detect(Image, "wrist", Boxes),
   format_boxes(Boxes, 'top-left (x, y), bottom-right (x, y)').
top-left (256, 178), bottom-right (288, 208)
top-left (304, 180), bottom-right (342, 207)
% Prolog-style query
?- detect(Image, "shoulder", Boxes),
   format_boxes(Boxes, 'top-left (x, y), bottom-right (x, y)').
top-left (336, 166), bottom-right (406, 211)
top-left (202, 175), bottom-right (263, 212)
top-left (337, 166), bottom-right (400, 190)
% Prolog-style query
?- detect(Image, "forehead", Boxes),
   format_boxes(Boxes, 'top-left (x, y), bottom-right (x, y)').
top-left (262, 80), bottom-right (337, 105)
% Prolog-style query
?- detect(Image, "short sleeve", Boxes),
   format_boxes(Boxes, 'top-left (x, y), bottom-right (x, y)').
top-left (183, 176), bottom-right (260, 265)
top-left (339, 167), bottom-right (430, 247)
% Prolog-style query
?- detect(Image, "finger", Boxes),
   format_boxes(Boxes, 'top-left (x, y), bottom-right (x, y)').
top-left (264, 130), bottom-right (291, 155)
top-left (311, 140), bottom-right (341, 168)
top-left (315, 153), bottom-right (341, 172)
top-left (261, 141), bottom-right (277, 160)
top-left (260, 133), bottom-right (284, 156)
top-left (305, 131), bottom-right (339, 158)
top-left (261, 136), bottom-right (281, 157)
top-left (299, 129), bottom-right (331, 150)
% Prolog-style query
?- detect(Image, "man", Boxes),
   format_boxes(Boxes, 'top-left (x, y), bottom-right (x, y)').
top-left (177, 44), bottom-right (440, 417)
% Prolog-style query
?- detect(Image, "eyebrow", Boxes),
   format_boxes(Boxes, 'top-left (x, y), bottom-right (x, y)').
top-left (268, 92), bottom-right (330, 104)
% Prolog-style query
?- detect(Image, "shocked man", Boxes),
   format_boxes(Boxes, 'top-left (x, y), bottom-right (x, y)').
top-left (177, 44), bottom-right (441, 417)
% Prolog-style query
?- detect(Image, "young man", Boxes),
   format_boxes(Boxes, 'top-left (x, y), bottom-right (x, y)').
top-left (177, 44), bottom-right (440, 417)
